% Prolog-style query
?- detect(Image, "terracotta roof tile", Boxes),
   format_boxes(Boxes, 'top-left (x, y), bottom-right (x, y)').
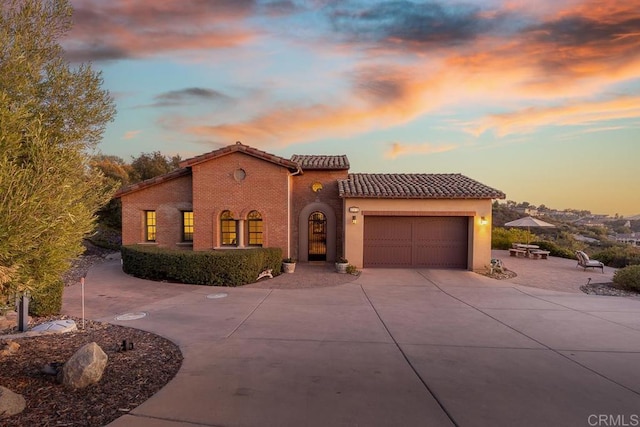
top-left (338, 173), bottom-right (506, 199)
top-left (114, 168), bottom-right (191, 198)
top-left (180, 141), bottom-right (301, 172)
top-left (290, 154), bottom-right (350, 170)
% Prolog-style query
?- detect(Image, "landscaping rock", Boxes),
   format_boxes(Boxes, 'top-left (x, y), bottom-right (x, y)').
top-left (0, 341), bottom-right (20, 357)
top-left (62, 342), bottom-right (108, 389)
top-left (31, 319), bottom-right (77, 334)
top-left (0, 386), bottom-right (26, 419)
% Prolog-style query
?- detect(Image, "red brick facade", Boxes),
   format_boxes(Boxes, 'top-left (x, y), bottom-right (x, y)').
top-left (120, 173), bottom-right (193, 248)
top-left (191, 152), bottom-right (293, 252)
top-left (117, 143), bottom-right (345, 261)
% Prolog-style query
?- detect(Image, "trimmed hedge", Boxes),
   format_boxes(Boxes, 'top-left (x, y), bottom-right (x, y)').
top-left (121, 245), bottom-right (282, 286)
top-left (613, 265), bottom-right (640, 291)
top-left (29, 280), bottom-right (64, 316)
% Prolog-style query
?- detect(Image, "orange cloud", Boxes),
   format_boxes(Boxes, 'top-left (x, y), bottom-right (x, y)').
top-left (179, 64), bottom-right (453, 148)
top-left (135, 0), bottom-right (640, 152)
top-left (384, 142), bottom-right (459, 159)
top-left (469, 96), bottom-right (640, 136)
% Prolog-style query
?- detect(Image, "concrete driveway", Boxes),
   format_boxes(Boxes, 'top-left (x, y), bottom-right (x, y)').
top-left (62, 261), bottom-right (640, 427)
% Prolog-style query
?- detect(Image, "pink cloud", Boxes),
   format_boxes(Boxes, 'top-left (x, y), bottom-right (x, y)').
top-left (122, 130), bottom-right (142, 140)
top-left (66, 0), bottom-right (258, 61)
top-left (112, 0), bottom-right (640, 152)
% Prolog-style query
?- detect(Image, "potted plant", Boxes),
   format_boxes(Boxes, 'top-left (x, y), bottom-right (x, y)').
top-left (346, 264), bottom-right (359, 276)
top-left (282, 258), bottom-right (297, 273)
top-left (335, 257), bottom-right (349, 274)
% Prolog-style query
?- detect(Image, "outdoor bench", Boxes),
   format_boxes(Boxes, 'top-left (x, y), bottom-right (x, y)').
top-left (529, 250), bottom-right (550, 260)
top-left (509, 248), bottom-right (526, 257)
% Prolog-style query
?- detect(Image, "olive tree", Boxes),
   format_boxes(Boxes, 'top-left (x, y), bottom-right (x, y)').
top-left (0, 0), bottom-right (116, 314)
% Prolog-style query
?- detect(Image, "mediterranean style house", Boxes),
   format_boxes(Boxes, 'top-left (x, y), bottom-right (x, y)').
top-left (116, 142), bottom-right (505, 270)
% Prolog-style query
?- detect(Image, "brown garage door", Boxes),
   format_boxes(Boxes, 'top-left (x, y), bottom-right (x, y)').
top-left (363, 216), bottom-right (468, 268)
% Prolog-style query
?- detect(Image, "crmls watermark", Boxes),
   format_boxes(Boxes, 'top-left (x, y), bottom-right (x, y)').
top-left (588, 414), bottom-right (640, 427)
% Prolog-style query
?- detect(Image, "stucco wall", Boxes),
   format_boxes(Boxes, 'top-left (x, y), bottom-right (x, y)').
top-left (343, 198), bottom-right (494, 270)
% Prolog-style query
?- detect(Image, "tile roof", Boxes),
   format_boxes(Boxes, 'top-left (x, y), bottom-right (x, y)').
top-left (180, 141), bottom-right (301, 172)
top-left (338, 173), bottom-right (506, 199)
top-left (290, 154), bottom-right (350, 170)
top-left (114, 168), bottom-right (192, 198)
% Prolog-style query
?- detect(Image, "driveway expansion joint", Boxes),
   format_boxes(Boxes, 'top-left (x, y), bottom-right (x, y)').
top-left (359, 283), bottom-right (461, 427)
top-left (418, 270), bottom-right (640, 398)
top-left (225, 289), bottom-right (273, 339)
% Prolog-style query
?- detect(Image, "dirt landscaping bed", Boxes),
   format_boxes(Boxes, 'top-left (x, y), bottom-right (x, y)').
top-left (0, 317), bottom-right (182, 426)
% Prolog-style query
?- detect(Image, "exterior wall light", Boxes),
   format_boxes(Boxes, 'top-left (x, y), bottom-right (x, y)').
top-left (348, 206), bottom-right (360, 213)
top-left (352, 215), bottom-right (357, 224)
top-left (480, 216), bottom-right (488, 225)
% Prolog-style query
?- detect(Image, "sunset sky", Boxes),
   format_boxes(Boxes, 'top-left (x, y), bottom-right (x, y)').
top-left (64, 0), bottom-right (640, 216)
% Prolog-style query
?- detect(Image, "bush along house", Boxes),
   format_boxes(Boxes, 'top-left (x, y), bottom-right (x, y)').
top-left (115, 142), bottom-right (506, 270)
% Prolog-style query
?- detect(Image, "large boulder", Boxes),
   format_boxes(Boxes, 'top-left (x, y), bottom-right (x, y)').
top-left (62, 342), bottom-right (108, 390)
top-left (0, 386), bottom-right (26, 418)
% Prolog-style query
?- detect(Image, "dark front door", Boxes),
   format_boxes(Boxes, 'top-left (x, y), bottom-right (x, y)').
top-left (308, 211), bottom-right (327, 261)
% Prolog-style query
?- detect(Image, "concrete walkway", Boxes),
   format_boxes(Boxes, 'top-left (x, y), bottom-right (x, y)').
top-left (61, 258), bottom-right (640, 427)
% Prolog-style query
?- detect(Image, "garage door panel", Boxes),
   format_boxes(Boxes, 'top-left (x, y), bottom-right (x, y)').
top-left (413, 217), bottom-right (467, 268)
top-left (364, 216), bottom-right (468, 269)
top-left (414, 242), bottom-right (467, 268)
top-left (363, 217), bottom-right (413, 267)
top-left (365, 217), bottom-right (412, 241)
top-left (364, 246), bottom-right (413, 267)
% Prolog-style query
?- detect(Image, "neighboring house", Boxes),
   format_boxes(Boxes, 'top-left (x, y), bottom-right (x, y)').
top-left (615, 233), bottom-right (640, 247)
top-left (573, 234), bottom-right (601, 244)
top-left (515, 207), bottom-right (539, 216)
top-left (115, 142), bottom-right (506, 270)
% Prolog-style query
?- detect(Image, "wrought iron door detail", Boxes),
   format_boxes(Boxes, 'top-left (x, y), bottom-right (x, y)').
top-left (308, 211), bottom-right (327, 261)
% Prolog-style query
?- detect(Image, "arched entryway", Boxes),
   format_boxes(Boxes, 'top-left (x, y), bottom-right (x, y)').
top-left (298, 202), bottom-right (336, 262)
top-left (308, 212), bottom-right (327, 261)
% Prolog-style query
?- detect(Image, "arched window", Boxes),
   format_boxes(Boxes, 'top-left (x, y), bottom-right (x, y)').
top-left (247, 210), bottom-right (263, 246)
top-left (220, 210), bottom-right (237, 246)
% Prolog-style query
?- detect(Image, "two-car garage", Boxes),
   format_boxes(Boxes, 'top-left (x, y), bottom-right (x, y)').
top-left (363, 216), bottom-right (469, 268)
top-left (339, 173), bottom-right (505, 271)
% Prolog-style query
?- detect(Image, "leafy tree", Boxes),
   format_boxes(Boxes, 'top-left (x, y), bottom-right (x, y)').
top-left (92, 154), bottom-right (132, 186)
top-left (129, 151), bottom-right (182, 183)
top-left (0, 0), bottom-right (116, 313)
top-left (91, 154), bottom-right (131, 230)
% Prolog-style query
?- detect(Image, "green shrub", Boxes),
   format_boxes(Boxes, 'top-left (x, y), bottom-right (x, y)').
top-left (29, 280), bottom-right (64, 316)
top-left (492, 227), bottom-right (536, 250)
top-left (87, 224), bottom-right (122, 251)
top-left (612, 265), bottom-right (640, 291)
top-left (591, 246), bottom-right (640, 268)
top-left (121, 245), bottom-right (282, 286)
top-left (530, 241), bottom-right (575, 259)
